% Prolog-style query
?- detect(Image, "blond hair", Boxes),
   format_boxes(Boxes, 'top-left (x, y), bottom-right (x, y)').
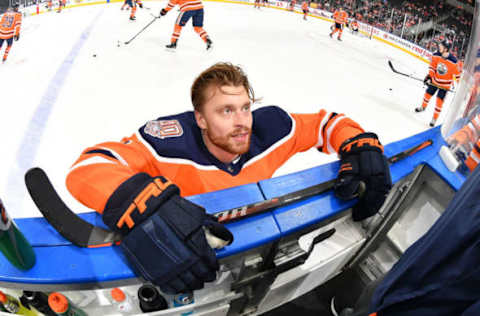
top-left (191, 62), bottom-right (257, 112)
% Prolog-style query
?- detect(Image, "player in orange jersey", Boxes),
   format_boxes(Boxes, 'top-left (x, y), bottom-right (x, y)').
top-left (329, 7), bottom-right (348, 41)
top-left (160, 0), bottom-right (212, 51)
top-left (289, 0), bottom-right (296, 11)
top-left (47, 0), bottom-right (53, 11)
top-left (125, 0), bottom-right (138, 20)
top-left (448, 113), bottom-right (480, 172)
top-left (0, 3), bottom-right (22, 63)
top-left (57, 0), bottom-right (66, 13)
top-left (254, 0), bottom-right (261, 9)
top-left (350, 19), bottom-right (359, 34)
top-left (415, 40), bottom-right (461, 127)
top-left (66, 62), bottom-right (391, 294)
top-left (301, 1), bottom-right (309, 20)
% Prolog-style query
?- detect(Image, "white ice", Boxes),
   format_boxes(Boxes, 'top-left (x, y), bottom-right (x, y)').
top-left (0, 1), bottom-right (449, 217)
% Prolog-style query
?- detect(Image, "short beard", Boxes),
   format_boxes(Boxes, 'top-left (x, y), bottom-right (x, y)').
top-left (205, 128), bottom-right (251, 156)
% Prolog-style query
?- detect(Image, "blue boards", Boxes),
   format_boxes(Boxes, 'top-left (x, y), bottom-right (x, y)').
top-left (0, 127), bottom-right (467, 286)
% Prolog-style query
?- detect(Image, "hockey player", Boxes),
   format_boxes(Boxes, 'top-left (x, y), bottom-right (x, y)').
top-left (289, 0), bottom-right (296, 12)
top-left (448, 113), bottom-right (480, 172)
top-left (160, 0), bottom-right (212, 51)
top-left (56, 0), bottom-right (66, 13)
top-left (66, 62), bottom-right (391, 294)
top-left (329, 7), bottom-right (348, 41)
top-left (415, 40), bottom-right (461, 127)
top-left (121, 0), bottom-right (128, 10)
top-left (350, 19), bottom-right (359, 34)
top-left (123, 0), bottom-right (137, 20)
top-left (254, 0), bottom-right (261, 9)
top-left (301, 1), bottom-right (309, 20)
top-left (0, 3), bottom-right (22, 63)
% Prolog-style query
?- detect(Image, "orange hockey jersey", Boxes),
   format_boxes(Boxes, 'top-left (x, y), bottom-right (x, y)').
top-left (0, 11), bottom-right (22, 40)
top-left (428, 52), bottom-right (461, 90)
top-left (333, 10), bottom-right (348, 24)
top-left (66, 106), bottom-right (364, 214)
top-left (164, 0), bottom-right (203, 13)
top-left (302, 2), bottom-right (308, 10)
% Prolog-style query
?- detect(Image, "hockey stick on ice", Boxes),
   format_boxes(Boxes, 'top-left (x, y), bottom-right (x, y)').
top-left (388, 60), bottom-right (454, 92)
top-left (388, 60), bottom-right (424, 82)
top-left (124, 15), bottom-right (160, 45)
top-left (24, 139), bottom-right (434, 248)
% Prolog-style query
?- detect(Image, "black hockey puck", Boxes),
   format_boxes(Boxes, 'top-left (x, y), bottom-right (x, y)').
top-left (389, 88), bottom-right (392, 91)
top-left (93, 54), bottom-right (97, 57)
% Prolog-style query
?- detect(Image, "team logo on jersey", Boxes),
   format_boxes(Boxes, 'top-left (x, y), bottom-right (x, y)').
top-left (437, 63), bottom-right (448, 75)
top-left (144, 120), bottom-right (183, 139)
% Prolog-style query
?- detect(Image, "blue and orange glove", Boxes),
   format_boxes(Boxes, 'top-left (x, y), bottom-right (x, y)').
top-left (160, 8), bottom-right (167, 16)
top-left (102, 173), bottom-right (233, 294)
top-left (334, 132), bottom-right (392, 221)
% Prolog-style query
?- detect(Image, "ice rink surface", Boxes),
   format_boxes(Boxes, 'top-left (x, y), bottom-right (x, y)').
top-left (0, 1), bottom-right (450, 217)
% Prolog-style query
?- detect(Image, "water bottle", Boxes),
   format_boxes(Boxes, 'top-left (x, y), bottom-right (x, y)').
top-left (110, 288), bottom-right (134, 314)
top-left (48, 292), bottom-right (88, 316)
top-left (21, 291), bottom-right (56, 316)
top-left (137, 284), bottom-right (168, 313)
top-left (0, 198), bottom-right (36, 270)
top-left (0, 291), bottom-right (38, 316)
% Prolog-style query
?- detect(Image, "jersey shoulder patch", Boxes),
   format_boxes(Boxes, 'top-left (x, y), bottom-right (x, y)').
top-left (144, 119), bottom-right (184, 139)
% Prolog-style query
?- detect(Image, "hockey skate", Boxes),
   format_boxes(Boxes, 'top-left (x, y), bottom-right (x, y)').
top-left (329, 32), bottom-right (333, 38)
top-left (206, 38), bottom-right (213, 51)
top-left (165, 42), bottom-right (177, 51)
top-left (429, 118), bottom-right (436, 127)
top-left (415, 106), bottom-right (425, 112)
top-left (129, 16), bottom-right (136, 20)
top-left (337, 37), bottom-right (342, 41)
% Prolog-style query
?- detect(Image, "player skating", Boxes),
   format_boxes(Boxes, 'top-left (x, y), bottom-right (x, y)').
top-left (301, 1), bottom-right (309, 20)
top-left (0, 3), bottom-right (22, 63)
top-left (415, 40), bottom-right (461, 127)
top-left (56, 0), bottom-right (66, 13)
top-left (160, 0), bottom-right (212, 51)
top-left (329, 7), bottom-right (348, 41)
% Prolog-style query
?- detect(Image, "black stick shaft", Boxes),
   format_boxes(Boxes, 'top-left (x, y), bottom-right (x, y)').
top-left (213, 139), bottom-right (434, 223)
top-left (124, 17), bottom-right (158, 45)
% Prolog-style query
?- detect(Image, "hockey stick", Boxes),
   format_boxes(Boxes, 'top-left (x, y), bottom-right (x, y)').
top-left (388, 60), bottom-right (455, 92)
top-left (388, 60), bottom-right (424, 82)
top-left (124, 15), bottom-right (159, 45)
top-left (25, 139), bottom-right (434, 248)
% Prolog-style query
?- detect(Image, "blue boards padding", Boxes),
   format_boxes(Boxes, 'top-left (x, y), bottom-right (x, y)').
top-left (0, 127), bottom-right (467, 285)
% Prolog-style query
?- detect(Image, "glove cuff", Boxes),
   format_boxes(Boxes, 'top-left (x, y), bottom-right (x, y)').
top-left (103, 173), bottom-right (180, 235)
top-left (339, 132), bottom-right (383, 158)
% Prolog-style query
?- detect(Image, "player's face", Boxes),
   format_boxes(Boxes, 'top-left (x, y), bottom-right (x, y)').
top-left (195, 85), bottom-right (253, 162)
top-left (439, 44), bottom-right (447, 54)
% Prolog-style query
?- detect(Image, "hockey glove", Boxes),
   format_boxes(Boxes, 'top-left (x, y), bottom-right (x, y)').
top-left (102, 173), bottom-right (233, 294)
top-left (160, 8), bottom-right (167, 16)
top-left (334, 133), bottom-right (392, 221)
top-left (448, 126), bottom-right (475, 151)
top-left (424, 75), bottom-right (432, 85)
top-left (14, 34), bottom-right (19, 41)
